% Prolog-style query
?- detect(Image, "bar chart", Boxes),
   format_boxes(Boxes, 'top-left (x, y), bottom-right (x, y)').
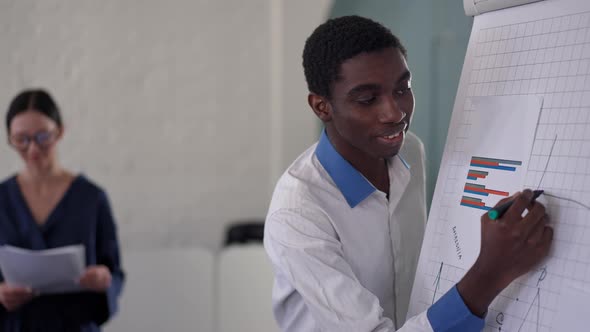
top-left (461, 156), bottom-right (522, 211)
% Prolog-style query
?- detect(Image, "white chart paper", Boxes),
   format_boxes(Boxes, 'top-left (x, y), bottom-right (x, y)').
top-left (443, 96), bottom-right (542, 270)
top-left (408, 1), bottom-right (590, 331)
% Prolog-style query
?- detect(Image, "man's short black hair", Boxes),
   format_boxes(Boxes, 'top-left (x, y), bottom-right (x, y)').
top-left (303, 15), bottom-right (407, 99)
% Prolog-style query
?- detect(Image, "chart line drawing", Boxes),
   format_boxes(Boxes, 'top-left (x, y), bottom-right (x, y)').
top-left (408, 3), bottom-right (590, 331)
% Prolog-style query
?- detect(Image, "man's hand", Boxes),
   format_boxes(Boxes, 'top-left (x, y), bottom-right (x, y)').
top-left (79, 265), bottom-right (112, 292)
top-left (0, 283), bottom-right (34, 311)
top-left (457, 189), bottom-right (553, 316)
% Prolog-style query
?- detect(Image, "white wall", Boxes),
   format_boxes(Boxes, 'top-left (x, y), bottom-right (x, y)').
top-left (0, 0), bottom-right (332, 251)
top-left (272, 1), bottom-right (331, 180)
top-left (104, 248), bottom-right (216, 331)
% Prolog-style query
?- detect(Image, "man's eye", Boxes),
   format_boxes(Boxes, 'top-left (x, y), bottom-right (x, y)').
top-left (357, 96), bottom-right (376, 105)
top-left (395, 80), bottom-right (412, 96)
top-left (395, 87), bottom-right (412, 96)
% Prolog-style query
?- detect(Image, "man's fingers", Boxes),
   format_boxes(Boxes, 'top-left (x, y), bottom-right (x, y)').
top-left (494, 197), bottom-right (513, 207)
top-left (536, 226), bottom-right (554, 258)
top-left (526, 214), bottom-right (549, 244)
top-left (492, 192), bottom-right (520, 208)
top-left (502, 189), bottom-right (534, 222)
top-left (541, 226), bottom-right (554, 247)
top-left (481, 192), bottom-right (520, 222)
top-left (520, 202), bottom-right (546, 236)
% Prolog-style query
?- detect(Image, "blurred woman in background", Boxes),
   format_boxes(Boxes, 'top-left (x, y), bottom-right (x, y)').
top-left (0, 89), bottom-right (124, 331)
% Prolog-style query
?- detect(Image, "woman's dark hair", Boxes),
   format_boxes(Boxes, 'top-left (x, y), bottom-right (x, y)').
top-left (5, 89), bottom-right (63, 132)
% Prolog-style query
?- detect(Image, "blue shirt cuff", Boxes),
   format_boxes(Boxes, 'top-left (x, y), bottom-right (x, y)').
top-left (427, 285), bottom-right (485, 331)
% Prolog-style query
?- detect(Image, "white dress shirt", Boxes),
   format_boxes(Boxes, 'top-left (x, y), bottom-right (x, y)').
top-left (264, 130), bottom-right (484, 331)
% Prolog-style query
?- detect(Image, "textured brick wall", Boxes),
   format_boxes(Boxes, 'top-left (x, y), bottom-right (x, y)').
top-left (0, 0), bottom-right (331, 251)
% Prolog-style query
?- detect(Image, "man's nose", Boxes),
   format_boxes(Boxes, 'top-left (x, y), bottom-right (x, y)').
top-left (378, 96), bottom-right (406, 123)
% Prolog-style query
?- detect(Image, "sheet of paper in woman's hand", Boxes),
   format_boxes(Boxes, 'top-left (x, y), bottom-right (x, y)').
top-left (0, 245), bottom-right (85, 294)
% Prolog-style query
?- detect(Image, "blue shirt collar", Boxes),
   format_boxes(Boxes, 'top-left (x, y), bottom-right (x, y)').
top-left (315, 130), bottom-right (412, 208)
top-left (314, 130), bottom-right (376, 208)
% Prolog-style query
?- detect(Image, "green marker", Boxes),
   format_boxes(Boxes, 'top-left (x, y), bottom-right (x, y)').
top-left (488, 190), bottom-right (544, 220)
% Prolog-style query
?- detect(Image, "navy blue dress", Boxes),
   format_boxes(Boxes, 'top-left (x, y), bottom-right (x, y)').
top-left (0, 175), bottom-right (124, 331)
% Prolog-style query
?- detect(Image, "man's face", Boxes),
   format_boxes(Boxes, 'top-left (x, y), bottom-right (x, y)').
top-left (321, 47), bottom-right (414, 161)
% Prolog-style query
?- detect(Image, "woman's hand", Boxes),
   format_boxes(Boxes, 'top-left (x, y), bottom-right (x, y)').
top-left (0, 283), bottom-right (34, 311)
top-left (79, 265), bottom-right (112, 292)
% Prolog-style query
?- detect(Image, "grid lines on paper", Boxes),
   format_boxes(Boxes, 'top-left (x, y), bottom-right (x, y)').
top-left (418, 10), bottom-right (590, 332)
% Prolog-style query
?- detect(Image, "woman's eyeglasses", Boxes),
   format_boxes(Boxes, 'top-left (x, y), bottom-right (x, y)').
top-left (8, 130), bottom-right (57, 151)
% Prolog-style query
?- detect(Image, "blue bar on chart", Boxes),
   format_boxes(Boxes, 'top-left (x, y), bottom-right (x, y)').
top-left (470, 156), bottom-right (521, 171)
top-left (460, 196), bottom-right (492, 211)
top-left (467, 169), bottom-right (489, 181)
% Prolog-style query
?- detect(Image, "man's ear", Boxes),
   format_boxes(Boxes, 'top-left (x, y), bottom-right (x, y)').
top-left (308, 93), bottom-right (332, 122)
